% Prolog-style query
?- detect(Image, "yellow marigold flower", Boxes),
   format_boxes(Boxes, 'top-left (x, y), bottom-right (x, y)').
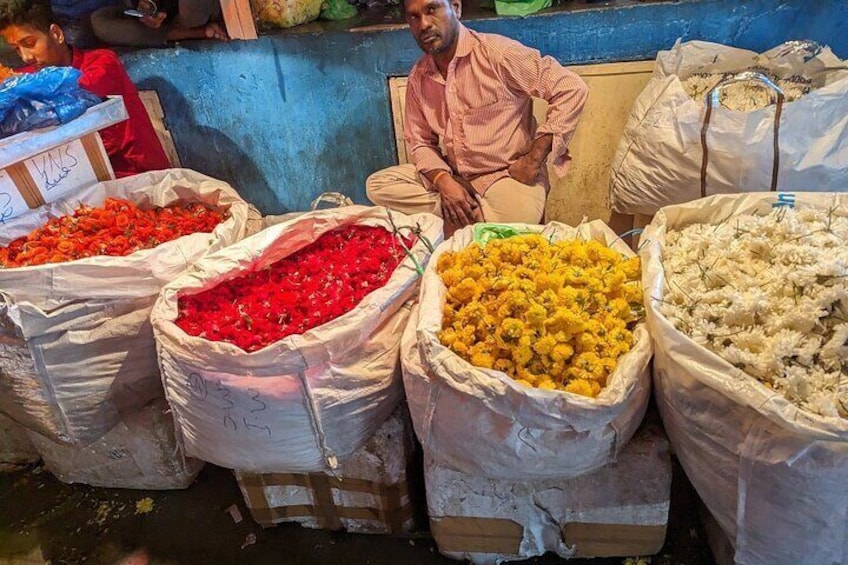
top-left (451, 340), bottom-right (469, 356)
top-left (471, 351), bottom-right (496, 369)
top-left (450, 278), bottom-right (480, 303)
top-left (620, 257), bottom-right (641, 280)
top-left (546, 308), bottom-right (585, 334)
top-left (436, 252), bottom-right (457, 273)
top-left (442, 304), bottom-right (457, 327)
top-left (494, 358), bottom-right (515, 374)
top-left (608, 297), bottom-right (632, 319)
top-left (622, 283), bottom-right (642, 304)
top-left (533, 334), bottom-right (557, 356)
top-left (439, 327), bottom-right (458, 347)
top-left (498, 318), bottom-right (525, 341)
top-left (516, 366), bottom-right (541, 384)
top-left (512, 342), bottom-right (534, 366)
top-left (538, 380), bottom-right (557, 391)
top-left (526, 302), bottom-right (547, 329)
top-left (602, 270), bottom-right (627, 293)
top-left (564, 378), bottom-right (596, 398)
top-left (551, 342), bottom-right (574, 363)
top-left (464, 264), bottom-right (486, 281)
top-left (439, 267), bottom-right (463, 288)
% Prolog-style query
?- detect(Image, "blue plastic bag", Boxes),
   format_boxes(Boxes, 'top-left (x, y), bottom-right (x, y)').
top-left (0, 67), bottom-right (102, 138)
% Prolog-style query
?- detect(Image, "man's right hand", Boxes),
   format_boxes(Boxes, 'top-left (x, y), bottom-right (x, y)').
top-left (436, 174), bottom-right (482, 227)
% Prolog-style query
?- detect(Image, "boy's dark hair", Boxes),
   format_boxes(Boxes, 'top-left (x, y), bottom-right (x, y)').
top-left (0, 0), bottom-right (57, 32)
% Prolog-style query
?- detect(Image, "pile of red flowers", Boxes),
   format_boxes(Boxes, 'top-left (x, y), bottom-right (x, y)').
top-left (176, 225), bottom-right (415, 352)
top-left (0, 198), bottom-right (225, 268)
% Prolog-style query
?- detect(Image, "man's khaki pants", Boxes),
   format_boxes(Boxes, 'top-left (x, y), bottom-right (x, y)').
top-left (366, 164), bottom-right (546, 224)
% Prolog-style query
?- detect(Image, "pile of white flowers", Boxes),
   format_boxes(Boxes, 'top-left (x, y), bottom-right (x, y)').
top-left (660, 206), bottom-right (848, 419)
top-left (682, 70), bottom-right (811, 111)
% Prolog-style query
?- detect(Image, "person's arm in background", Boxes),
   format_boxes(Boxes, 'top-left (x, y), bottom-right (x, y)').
top-left (74, 49), bottom-right (124, 97)
top-left (404, 75), bottom-right (481, 226)
top-left (495, 39), bottom-right (589, 185)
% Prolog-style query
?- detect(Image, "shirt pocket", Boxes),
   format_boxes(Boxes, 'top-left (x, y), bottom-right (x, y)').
top-left (462, 99), bottom-right (503, 130)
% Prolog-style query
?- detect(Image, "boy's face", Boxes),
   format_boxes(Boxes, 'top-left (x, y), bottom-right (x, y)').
top-left (1, 23), bottom-right (68, 69)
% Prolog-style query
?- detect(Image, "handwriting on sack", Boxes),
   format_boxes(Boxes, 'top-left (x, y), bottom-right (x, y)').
top-left (0, 192), bottom-right (12, 224)
top-left (772, 193), bottom-right (796, 209)
top-left (33, 144), bottom-right (79, 192)
top-left (187, 372), bottom-right (272, 436)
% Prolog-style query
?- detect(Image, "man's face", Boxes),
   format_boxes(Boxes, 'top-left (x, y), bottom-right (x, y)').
top-left (1, 23), bottom-right (67, 69)
top-left (405, 0), bottom-right (461, 55)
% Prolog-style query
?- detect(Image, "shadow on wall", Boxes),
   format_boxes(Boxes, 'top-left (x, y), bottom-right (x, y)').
top-left (135, 77), bottom-right (280, 214)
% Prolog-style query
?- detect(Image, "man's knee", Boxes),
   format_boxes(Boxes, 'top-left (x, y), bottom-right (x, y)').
top-left (365, 169), bottom-right (390, 205)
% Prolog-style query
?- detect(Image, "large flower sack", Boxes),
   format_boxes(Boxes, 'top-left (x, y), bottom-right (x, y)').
top-left (403, 221), bottom-right (652, 480)
top-left (0, 169), bottom-right (251, 444)
top-left (610, 40), bottom-right (848, 215)
top-left (152, 206), bottom-right (442, 472)
top-left (643, 192), bottom-right (848, 564)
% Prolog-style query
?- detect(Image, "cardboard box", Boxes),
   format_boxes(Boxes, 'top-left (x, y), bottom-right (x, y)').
top-left (426, 420), bottom-right (671, 564)
top-left (0, 97), bottom-right (127, 222)
top-left (235, 408), bottom-right (416, 534)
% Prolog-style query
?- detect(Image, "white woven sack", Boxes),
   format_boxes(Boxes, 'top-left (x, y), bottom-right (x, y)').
top-left (643, 192), bottom-right (848, 564)
top-left (0, 169), bottom-right (251, 444)
top-left (610, 40), bottom-right (848, 215)
top-left (152, 206), bottom-right (442, 472)
top-left (403, 221), bottom-right (652, 480)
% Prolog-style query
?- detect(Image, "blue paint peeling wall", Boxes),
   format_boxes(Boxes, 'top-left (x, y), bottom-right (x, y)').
top-left (121, 0), bottom-right (848, 214)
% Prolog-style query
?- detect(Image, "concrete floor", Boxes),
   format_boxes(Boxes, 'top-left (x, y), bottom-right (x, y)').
top-left (0, 455), bottom-right (715, 565)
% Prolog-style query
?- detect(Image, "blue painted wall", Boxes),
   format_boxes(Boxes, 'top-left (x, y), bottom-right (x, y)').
top-left (121, 0), bottom-right (847, 214)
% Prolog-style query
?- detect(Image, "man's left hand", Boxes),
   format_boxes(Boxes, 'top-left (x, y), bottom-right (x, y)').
top-left (508, 153), bottom-right (542, 185)
top-left (140, 12), bottom-right (167, 29)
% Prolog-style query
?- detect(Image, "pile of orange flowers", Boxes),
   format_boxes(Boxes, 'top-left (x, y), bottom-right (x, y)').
top-left (0, 198), bottom-right (225, 268)
top-left (0, 64), bottom-right (16, 83)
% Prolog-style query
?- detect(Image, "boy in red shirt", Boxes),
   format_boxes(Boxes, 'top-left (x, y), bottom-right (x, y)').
top-left (0, 0), bottom-right (171, 177)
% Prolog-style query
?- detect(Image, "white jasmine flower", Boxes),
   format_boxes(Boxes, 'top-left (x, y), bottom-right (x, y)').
top-left (662, 207), bottom-right (848, 419)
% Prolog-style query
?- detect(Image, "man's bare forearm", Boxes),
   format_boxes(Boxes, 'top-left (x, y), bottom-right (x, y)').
top-left (526, 134), bottom-right (553, 166)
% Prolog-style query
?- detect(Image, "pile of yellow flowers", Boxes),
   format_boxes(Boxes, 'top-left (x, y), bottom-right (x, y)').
top-left (436, 234), bottom-right (642, 398)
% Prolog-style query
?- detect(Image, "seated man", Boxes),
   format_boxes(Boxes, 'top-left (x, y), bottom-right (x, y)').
top-left (367, 0), bottom-right (588, 231)
top-left (91, 0), bottom-right (227, 47)
top-left (0, 0), bottom-right (172, 177)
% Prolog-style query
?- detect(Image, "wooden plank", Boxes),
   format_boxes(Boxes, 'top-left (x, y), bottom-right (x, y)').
top-left (388, 78), bottom-right (409, 165)
top-left (430, 516), bottom-right (523, 555)
top-left (562, 522), bottom-right (667, 558)
top-left (6, 162), bottom-right (44, 209)
top-left (220, 0), bottom-right (258, 40)
top-left (234, 0), bottom-right (258, 39)
top-left (80, 133), bottom-right (113, 182)
top-left (138, 90), bottom-right (182, 167)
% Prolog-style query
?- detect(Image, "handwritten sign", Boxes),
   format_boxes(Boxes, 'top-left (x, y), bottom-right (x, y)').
top-left (0, 170), bottom-right (27, 225)
top-left (23, 138), bottom-right (97, 200)
top-left (186, 372), bottom-right (274, 437)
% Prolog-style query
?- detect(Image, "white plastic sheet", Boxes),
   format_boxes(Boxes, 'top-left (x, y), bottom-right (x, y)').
top-left (643, 192), bottom-right (848, 565)
top-left (28, 397), bottom-right (202, 489)
top-left (152, 206), bottom-right (442, 473)
top-left (0, 169), bottom-right (252, 444)
top-left (402, 221), bottom-right (652, 480)
top-left (0, 411), bottom-right (38, 471)
top-left (610, 40), bottom-right (848, 215)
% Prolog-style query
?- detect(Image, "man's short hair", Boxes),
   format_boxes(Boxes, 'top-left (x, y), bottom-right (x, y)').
top-left (0, 0), bottom-right (56, 32)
